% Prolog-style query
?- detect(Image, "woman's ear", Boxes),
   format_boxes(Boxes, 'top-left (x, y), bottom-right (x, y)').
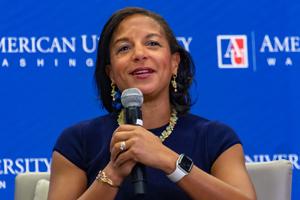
top-left (105, 65), bottom-right (115, 83)
top-left (171, 52), bottom-right (180, 74)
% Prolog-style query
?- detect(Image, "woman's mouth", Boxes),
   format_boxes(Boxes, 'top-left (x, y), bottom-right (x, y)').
top-left (130, 68), bottom-right (155, 79)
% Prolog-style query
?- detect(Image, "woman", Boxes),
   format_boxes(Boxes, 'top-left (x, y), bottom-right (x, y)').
top-left (48, 7), bottom-right (256, 200)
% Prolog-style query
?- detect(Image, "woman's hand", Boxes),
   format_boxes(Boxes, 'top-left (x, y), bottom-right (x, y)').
top-left (102, 160), bottom-right (136, 187)
top-left (110, 124), bottom-right (178, 175)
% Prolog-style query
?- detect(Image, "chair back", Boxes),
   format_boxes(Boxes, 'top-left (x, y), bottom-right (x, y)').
top-left (14, 172), bottom-right (50, 200)
top-left (246, 160), bottom-right (293, 200)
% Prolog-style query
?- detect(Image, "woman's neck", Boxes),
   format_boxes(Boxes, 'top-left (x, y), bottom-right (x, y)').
top-left (141, 98), bottom-right (172, 129)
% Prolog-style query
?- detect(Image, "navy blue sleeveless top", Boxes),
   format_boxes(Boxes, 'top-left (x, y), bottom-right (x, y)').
top-left (53, 113), bottom-right (241, 200)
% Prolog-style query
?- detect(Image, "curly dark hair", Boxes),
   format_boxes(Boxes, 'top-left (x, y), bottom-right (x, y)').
top-left (94, 7), bottom-right (195, 115)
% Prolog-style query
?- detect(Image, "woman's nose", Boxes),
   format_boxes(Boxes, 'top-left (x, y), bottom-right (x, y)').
top-left (132, 45), bottom-right (147, 62)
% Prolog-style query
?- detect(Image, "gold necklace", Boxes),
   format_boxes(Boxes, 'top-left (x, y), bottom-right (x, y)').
top-left (117, 109), bottom-right (178, 142)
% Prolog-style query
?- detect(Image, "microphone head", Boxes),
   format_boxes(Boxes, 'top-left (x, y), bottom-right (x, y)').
top-left (121, 88), bottom-right (143, 108)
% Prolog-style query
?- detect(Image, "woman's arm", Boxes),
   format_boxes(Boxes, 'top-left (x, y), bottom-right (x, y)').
top-left (175, 144), bottom-right (256, 200)
top-left (48, 151), bottom-right (128, 200)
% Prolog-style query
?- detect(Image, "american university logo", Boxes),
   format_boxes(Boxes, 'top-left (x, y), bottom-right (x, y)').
top-left (217, 35), bottom-right (249, 69)
top-left (0, 35), bottom-right (192, 68)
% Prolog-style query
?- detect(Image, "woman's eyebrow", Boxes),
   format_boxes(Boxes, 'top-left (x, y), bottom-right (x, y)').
top-left (112, 37), bottom-right (129, 47)
top-left (112, 33), bottom-right (162, 47)
top-left (145, 33), bottom-right (162, 39)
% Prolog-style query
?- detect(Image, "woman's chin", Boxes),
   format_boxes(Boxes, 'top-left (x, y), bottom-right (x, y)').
top-left (122, 84), bottom-right (168, 99)
top-left (134, 86), bottom-right (156, 95)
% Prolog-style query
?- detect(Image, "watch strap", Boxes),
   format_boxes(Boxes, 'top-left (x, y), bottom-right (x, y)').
top-left (167, 154), bottom-right (188, 182)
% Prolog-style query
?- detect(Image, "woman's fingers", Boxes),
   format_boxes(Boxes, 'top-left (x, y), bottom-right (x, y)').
top-left (115, 159), bottom-right (136, 178)
top-left (113, 149), bottom-right (135, 167)
top-left (110, 125), bottom-right (167, 170)
top-left (110, 125), bottom-right (144, 150)
top-left (111, 139), bottom-right (133, 161)
top-left (110, 131), bottom-right (131, 150)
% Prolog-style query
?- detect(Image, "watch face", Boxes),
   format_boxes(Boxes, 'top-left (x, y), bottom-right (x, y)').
top-left (179, 155), bottom-right (193, 172)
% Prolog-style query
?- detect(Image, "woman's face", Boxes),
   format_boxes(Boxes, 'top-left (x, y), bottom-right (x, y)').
top-left (107, 14), bottom-right (180, 99)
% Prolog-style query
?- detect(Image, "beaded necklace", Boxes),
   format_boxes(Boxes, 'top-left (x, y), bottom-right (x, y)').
top-left (117, 109), bottom-right (178, 142)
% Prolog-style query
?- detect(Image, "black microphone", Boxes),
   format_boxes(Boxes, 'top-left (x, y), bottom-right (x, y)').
top-left (121, 88), bottom-right (147, 196)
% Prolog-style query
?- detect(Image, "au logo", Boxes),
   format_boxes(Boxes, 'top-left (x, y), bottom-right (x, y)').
top-left (217, 35), bottom-right (249, 68)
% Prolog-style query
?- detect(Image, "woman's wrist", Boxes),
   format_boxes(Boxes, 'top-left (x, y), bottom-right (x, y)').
top-left (102, 162), bottom-right (124, 186)
top-left (158, 148), bottom-right (179, 174)
top-left (96, 170), bottom-right (120, 188)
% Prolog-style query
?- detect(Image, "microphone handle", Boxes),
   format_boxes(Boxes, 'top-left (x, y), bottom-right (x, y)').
top-left (125, 107), bottom-right (147, 196)
top-left (125, 106), bottom-right (142, 125)
top-left (131, 163), bottom-right (147, 196)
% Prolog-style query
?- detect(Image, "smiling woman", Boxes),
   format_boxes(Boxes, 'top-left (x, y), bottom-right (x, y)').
top-left (107, 14), bottom-right (180, 101)
top-left (48, 7), bottom-right (256, 200)
top-left (95, 8), bottom-right (194, 115)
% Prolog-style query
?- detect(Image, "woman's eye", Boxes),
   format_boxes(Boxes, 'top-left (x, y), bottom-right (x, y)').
top-left (117, 45), bottom-right (130, 53)
top-left (147, 41), bottom-right (161, 47)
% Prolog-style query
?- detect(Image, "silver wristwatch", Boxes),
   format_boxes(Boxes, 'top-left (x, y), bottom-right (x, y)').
top-left (167, 154), bottom-right (194, 182)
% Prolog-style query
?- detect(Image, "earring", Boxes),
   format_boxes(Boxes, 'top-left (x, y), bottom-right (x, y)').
top-left (111, 82), bottom-right (117, 101)
top-left (171, 74), bottom-right (177, 92)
